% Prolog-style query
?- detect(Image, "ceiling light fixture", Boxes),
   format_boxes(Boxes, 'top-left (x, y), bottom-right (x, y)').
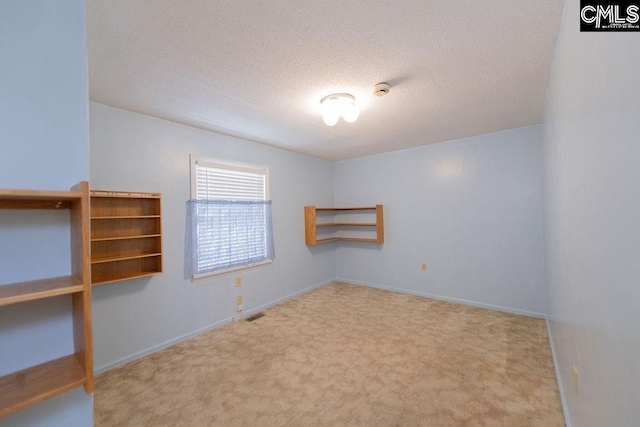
top-left (320, 93), bottom-right (359, 126)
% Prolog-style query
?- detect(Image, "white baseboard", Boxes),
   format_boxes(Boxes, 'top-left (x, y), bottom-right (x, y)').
top-left (546, 318), bottom-right (572, 427)
top-left (95, 278), bottom-right (334, 375)
top-left (232, 278), bottom-right (333, 322)
top-left (94, 317), bottom-right (233, 375)
top-left (336, 277), bottom-right (546, 318)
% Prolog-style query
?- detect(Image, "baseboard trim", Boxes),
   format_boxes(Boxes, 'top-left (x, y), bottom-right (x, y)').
top-left (94, 317), bottom-right (233, 375)
top-left (95, 278), bottom-right (334, 375)
top-left (336, 278), bottom-right (546, 318)
top-left (232, 279), bottom-right (333, 322)
top-left (546, 318), bottom-right (572, 427)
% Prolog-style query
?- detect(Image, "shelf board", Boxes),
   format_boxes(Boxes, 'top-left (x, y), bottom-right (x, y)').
top-left (91, 215), bottom-right (161, 219)
top-left (91, 191), bottom-right (160, 199)
top-left (92, 271), bottom-right (161, 286)
top-left (315, 237), bottom-right (379, 244)
top-left (0, 276), bottom-right (83, 307)
top-left (91, 234), bottom-right (162, 242)
top-left (0, 189), bottom-right (82, 209)
top-left (315, 206), bottom-right (376, 211)
top-left (0, 189), bottom-right (82, 200)
top-left (92, 253), bottom-right (162, 264)
top-left (316, 222), bottom-right (377, 227)
top-left (316, 237), bottom-right (339, 244)
top-left (338, 237), bottom-right (378, 243)
top-left (0, 354), bottom-right (86, 418)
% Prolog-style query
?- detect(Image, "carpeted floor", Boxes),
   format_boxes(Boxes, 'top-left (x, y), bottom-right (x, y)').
top-left (95, 282), bottom-right (564, 426)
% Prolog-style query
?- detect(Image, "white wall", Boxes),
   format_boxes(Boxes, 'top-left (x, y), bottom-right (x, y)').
top-left (89, 103), bottom-right (335, 371)
top-left (542, 0), bottom-right (640, 425)
top-left (0, 1), bottom-right (93, 426)
top-left (334, 126), bottom-right (546, 316)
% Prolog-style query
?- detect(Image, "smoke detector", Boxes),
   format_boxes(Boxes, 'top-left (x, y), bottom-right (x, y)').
top-left (373, 82), bottom-right (390, 97)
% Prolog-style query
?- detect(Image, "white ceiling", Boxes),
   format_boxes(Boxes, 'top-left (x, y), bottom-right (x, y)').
top-left (87, 1), bottom-right (563, 161)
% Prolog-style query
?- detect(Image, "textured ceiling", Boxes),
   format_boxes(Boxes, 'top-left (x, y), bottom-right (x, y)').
top-left (87, 1), bottom-right (563, 161)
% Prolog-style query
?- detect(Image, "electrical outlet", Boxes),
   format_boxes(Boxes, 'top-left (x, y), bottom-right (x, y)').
top-left (237, 304), bottom-right (244, 315)
top-left (235, 277), bottom-right (242, 287)
top-left (421, 262), bottom-right (427, 271)
top-left (572, 365), bottom-right (579, 394)
top-left (236, 295), bottom-right (243, 305)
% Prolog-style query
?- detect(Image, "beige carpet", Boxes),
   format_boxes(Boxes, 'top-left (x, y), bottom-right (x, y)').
top-left (95, 282), bottom-right (564, 426)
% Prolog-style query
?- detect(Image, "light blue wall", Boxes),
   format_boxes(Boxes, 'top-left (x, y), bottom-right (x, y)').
top-left (0, 0), bottom-right (88, 189)
top-left (0, 1), bottom-right (92, 426)
top-left (89, 103), bottom-right (335, 371)
top-left (542, 0), bottom-right (640, 425)
top-left (334, 126), bottom-right (546, 316)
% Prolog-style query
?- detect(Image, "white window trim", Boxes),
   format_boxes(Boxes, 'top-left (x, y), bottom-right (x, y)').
top-left (189, 154), bottom-right (272, 280)
top-left (192, 259), bottom-right (273, 281)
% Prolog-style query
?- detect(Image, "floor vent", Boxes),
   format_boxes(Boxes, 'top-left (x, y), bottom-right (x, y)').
top-left (246, 312), bottom-right (265, 322)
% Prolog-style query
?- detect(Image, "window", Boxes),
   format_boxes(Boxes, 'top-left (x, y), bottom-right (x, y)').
top-left (188, 157), bottom-right (274, 278)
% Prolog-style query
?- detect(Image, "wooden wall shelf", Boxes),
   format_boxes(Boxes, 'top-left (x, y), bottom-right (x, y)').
top-left (304, 205), bottom-right (384, 246)
top-left (0, 355), bottom-right (86, 418)
top-left (90, 190), bottom-right (163, 285)
top-left (0, 276), bottom-right (83, 307)
top-left (0, 182), bottom-right (93, 418)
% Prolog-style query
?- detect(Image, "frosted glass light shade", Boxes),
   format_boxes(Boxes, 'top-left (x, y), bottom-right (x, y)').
top-left (323, 112), bottom-right (340, 126)
top-left (321, 97), bottom-right (342, 126)
top-left (342, 101), bottom-right (359, 123)
top-left (320, 93), bottom-right (359, 126)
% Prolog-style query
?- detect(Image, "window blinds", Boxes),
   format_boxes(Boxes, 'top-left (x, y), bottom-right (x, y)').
top-left (195, 165), bottom-right (266, 200)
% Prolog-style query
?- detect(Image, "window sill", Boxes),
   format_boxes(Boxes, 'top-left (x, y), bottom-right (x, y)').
top-left (192, 259), bottom-right (273, 281)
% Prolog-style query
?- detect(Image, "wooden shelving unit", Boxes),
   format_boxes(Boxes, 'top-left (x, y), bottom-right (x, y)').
top-left (304, 205), bottom-right (384, 246)
top-left (90, 190), bottom-right (163, 285)
top-left (0, 182), bottom-right (93, 418)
